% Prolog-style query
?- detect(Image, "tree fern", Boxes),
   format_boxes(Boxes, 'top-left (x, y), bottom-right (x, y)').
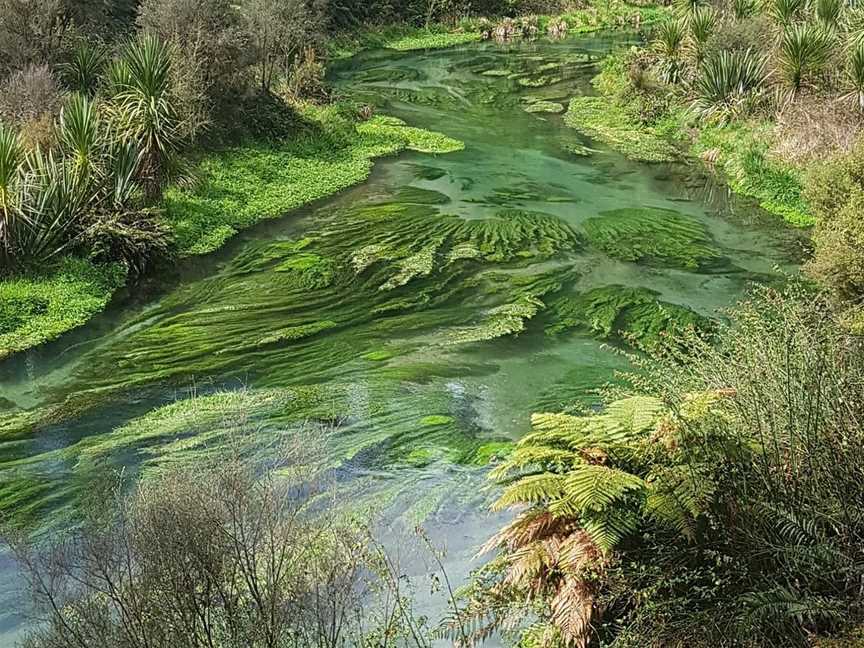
top-left (645, 464), bottom-right (715, 538)
top-left (492, 473), bottom-right (567, 511)
top-left (556, 464), bottom-right (646, 514)
top-left (580, 508), bottom-right (640, 554)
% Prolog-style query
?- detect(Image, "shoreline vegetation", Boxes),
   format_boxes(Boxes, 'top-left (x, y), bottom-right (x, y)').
top-left (0, 0), bottom-right (663, 359)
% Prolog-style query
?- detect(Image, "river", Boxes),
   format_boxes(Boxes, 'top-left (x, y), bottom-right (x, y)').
top-left (0, 32), bottom-right (800, 643)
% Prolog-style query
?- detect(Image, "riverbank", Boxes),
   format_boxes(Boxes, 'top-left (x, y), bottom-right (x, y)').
top-left (328, 0), bottom-right (666, 58)
top-left (0, 104), bottom-right (464, 358)
top-left (564, 48), bottom-right (815, 226)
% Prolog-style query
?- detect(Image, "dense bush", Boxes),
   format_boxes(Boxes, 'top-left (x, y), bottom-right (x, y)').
top-left (693, 48), bottom-right (768, 122)
top-left (465, 284), bottom-right (864, 647)
top-left (137, 0), bottom-right (250, 138)
top-left (804, 141), bottom-right (864, 307)
top-left (0, 36), bottom-right (182, 275)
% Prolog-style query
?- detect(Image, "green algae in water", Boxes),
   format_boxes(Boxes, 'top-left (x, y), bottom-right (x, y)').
top-left (523, 100), bottom-right (565, 114)
top-left (420, 415), bottom-right (455, 426)
top-left (0, 37), bottom-right (796, 553)
top-left (546, 285), bottom-right (711, 348)
top-left (582, 207), bottom-right (724, 270)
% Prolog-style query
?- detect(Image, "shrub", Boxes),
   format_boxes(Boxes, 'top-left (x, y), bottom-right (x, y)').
top-left (687, 6), bottom-right (716, 59)
top-left (0, 64), bottom-right (64, 127)
top-left (0, 0), bottom-right (70, 74)
top-left (703, 13), bottom-right (773, 55)
top-left (465, 284), bottom-right (864, 647)
top-left (63, 42), bottom-right (107, 96)
top-left (769, 0), bottom-right (806, 24)
top-left (693, 48), bottom-right (769, 122)
top-left (137, 0), bottom-right (250, 138)
top-left (0, 87), bottom-right (176, 274)
top-left (778, 23), bottom-right (835, 91)
top-left (846, 40), bottom-right (864, 110)
top-left (653, 18), bottom-right (687, 82)
top-left (732, 0), bottom-right (756, 19)
top-left (815, 0), bottom-right (843, 28)
top-left (106, 34), bottom-right (186, 199)
top-left (804, 141), bottom-right (864, 302)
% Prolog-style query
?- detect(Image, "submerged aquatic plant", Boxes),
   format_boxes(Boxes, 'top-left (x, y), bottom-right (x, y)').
top-left (546, 286), bottom-right (710, 348)
top-left (582, 207), bottom-right (723, 270)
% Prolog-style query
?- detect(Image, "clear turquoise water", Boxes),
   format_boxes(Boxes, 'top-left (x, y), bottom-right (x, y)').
top-left (0, 33), bottom-right (802, 643)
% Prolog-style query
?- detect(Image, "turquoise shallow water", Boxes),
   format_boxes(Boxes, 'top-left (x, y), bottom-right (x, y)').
top-left (0, 33), bottom-right (801, 643)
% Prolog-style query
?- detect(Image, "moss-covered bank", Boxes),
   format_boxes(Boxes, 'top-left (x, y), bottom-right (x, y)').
top-left (164, 108), bottom-right (464, 256)
top-left (0, 259), bottom-right (126, 360)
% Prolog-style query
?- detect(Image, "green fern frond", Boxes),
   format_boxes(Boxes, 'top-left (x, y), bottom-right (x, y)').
top-left (526, 397), bottom-right (666, 454)
top-left (742, 587), bottom-right (845, 629)
top-left (489, 446), bottom-right (583, 481)
top-left (646, 464), bottom-right (714, 538)
top-left (492, 473), bottom-right (567, 511)
top-left (756, 502), bottom-right (826, 546)
top-left (580, 508), bottom-right (639, 554)
top-left (561, 464), bottom-right (647, 513)
top-left (526, 412), bottom-right (589, 448)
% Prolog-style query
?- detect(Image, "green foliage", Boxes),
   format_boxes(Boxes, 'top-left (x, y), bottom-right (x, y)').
top-left (474, 286), bottom-right (864, 647)
top-left (564, 96), bottom-right (679, 162)
top-left (582, 207), bottom-right (722, 270)
top-left (546, 285), bottom-right (711, 348)
top-left (846, 40), bottom-right (864, 110)
top-left (769, 0), bottom-right (807, 24)
top-left (653, 18), bottom-right (686, 82)
top-left (107, 34), bottom-right (183, 197)
top-left (0, 257), bottom-right (125, 358)
top-left (778, 23), bottom-right (834, 91)
top-left (163, 105), bottom-right (465, 256)
top-left (693, 122), bottom-right (813, 225)
top-left (687, 6), bottom-right (717, 59)
top-left (385, 29), bottom-right (482, 50)
top-left (693, 48), bottom-right (769, 122)
top-left (804, 140), bottom-right (864, 304)
top-left (733, 0), bottom-right (757, 19)
top-left (815, 0), bottom-right (843, 28)
top-left (64, 42), bottom-right (106, 96)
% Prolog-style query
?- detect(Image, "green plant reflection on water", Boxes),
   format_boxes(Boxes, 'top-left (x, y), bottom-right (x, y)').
top-left (0, 34), bottom-right (802, 638)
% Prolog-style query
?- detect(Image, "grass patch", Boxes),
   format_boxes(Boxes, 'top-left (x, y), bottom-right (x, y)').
top-left (0, 258), bottom-right (126, 359)
top-left (693, 122), bottom-right (813, 227)
top-left (163, 105), bottom-right (464, 257)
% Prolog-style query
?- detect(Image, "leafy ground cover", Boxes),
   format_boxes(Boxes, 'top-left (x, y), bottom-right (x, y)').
top-left (0, 259), bottom-right (126, 360)
top-left (164, 108), bottom-right (464, 256)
